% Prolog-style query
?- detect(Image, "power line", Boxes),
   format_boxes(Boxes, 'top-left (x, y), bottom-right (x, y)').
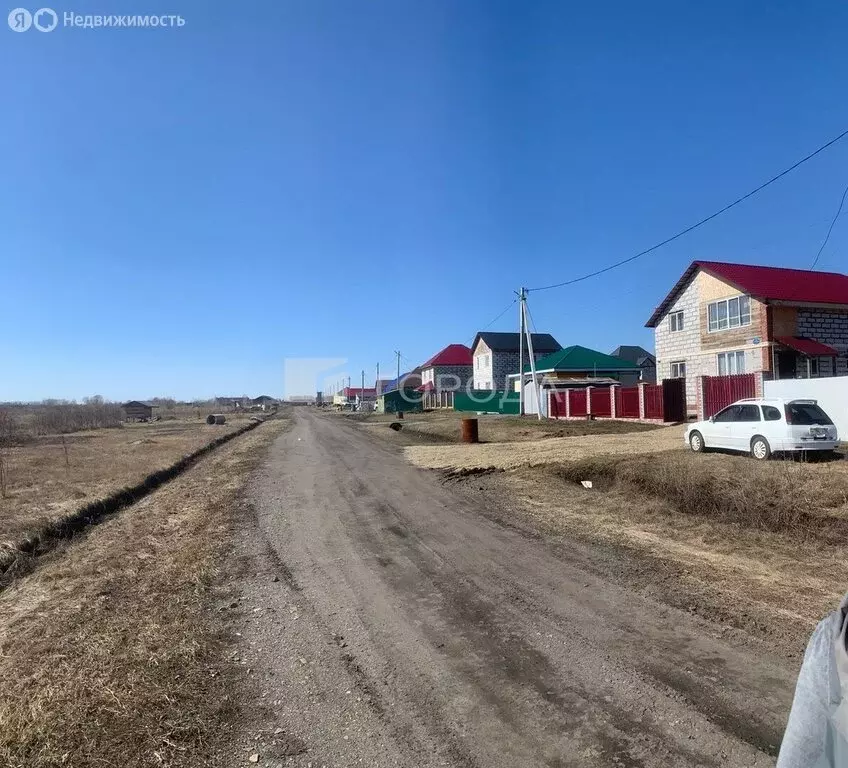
top-left (463, 298), bottom-right (518, 350)
top-left (811, 183), bottom-right (848, 269)
top-left (479, 299), bottom-right (517, 333)
top-left (528, 126), bottom-right (848, 292)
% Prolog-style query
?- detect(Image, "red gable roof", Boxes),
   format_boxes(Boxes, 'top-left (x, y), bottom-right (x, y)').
top-left (420, 343), bottom-right (473, 368)
top-left (646, 261), bottom-right (848, 327)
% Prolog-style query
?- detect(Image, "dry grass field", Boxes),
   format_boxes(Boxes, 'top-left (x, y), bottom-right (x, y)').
top-left (0, 416), bottom-right (254, 560)
top-left (0, 415), bottom-right (289, 768)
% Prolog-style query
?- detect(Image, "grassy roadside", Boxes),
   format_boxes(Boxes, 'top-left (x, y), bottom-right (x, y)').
top-left (0, 416), bottom-right (289, 768)
top-left (553, 451), bottom-right (848, 536)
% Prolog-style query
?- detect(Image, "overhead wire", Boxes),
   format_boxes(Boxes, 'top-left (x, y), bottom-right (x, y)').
top-left (810, 183), bottom-right (848, 269)
top-left (527, 127), bottom-right (848, 292)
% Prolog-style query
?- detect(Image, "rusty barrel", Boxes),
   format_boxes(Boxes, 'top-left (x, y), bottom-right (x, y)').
top-left (461, 417), bottom-right (479, 444)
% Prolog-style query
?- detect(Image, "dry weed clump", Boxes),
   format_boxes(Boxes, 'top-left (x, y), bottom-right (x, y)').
top-left (554, 452), bottom-right (848, 535)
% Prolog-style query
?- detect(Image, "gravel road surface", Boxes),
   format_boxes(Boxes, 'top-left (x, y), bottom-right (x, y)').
top-left (237, 408), bottom-right (795, 767)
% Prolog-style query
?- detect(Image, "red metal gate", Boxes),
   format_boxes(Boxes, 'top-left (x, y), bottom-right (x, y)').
top-left (643, 384), bottom-right (663, 419)
top-left (701, 374), bottom-right (757, 419)
top-left (615, 386), bottom-right (640, 418)
top-left (662, 378), bottom-right (687, 422)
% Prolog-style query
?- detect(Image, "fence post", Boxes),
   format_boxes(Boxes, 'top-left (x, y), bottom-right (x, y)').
top-left (566, 389), bottom-right (572, 418)
top-left (698, 376), bottom-right (706, 421)
top-left (586, 386), bottom-right (592, 415)
top-left (610, 384), bottom-right (619, 419)
top-left (638, 383), bottom-right (646, 420)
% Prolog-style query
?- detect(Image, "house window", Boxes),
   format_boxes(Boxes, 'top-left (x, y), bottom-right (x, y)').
top-left (717, 350), bottom-right (746, 375)
top-left (669, 311), bottom-right (684, 332)
top-left (708, 296), bottom-right (751, 332)
top-left (669, 361), bottom-right (686, 378)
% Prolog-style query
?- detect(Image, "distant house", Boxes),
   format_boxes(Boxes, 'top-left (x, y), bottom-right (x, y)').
top-left (332, 387), bottom-right (377, 407)
top-left (471, 332), bottom-right (561, 390)
top-left (215, 396), bottom-right (246, 410)
top-left (418, 344), bottom-right (473, 393)
top-left (380, 371), bottom-right (423, 393)
top-left (646, 260), bottom-right (848, 413)
top-left (509, 345), bottom-right (642, 390)
top-left (122, 400), bottom-right (156, 422)
top-left (610, 345), bottom-right (656, 383)
top-left (252, 395), bottom-right (276, 405)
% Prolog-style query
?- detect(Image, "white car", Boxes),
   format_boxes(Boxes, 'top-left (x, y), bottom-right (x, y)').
top-left (685, 398), bottom-right (839, 460)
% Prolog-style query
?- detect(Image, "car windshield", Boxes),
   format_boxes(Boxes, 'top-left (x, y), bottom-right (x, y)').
top-left (787, 403), bottom-right (834, 425)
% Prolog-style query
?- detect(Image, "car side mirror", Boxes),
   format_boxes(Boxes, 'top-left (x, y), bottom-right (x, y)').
top-left (709, 416), bottom-right (715, 423)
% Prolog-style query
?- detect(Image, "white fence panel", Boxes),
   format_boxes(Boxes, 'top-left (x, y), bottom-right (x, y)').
top-left (763, 377), bottom-right (848, 442)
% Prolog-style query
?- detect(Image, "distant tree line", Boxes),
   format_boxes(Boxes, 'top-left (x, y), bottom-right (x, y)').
top-left (0, 396), bottom-right (124, 438)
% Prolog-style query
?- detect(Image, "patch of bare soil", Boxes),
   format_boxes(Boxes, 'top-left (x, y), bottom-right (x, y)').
top-left (0, 417), bottom-right (289, 768)
top-left (339, 407), bottom-right (664, 442)
top-left (405, 423), bottom-right (686, 469)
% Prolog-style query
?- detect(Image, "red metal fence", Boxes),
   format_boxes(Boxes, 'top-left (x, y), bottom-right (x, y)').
top-left (616, 386), bottom-right (640, 418)
top-left (569, 389), bottom-right (587, 417)
top-left (701, 373), bottom-right (757, 419)
top-left (588, 388), bottom-right (611, 417)
top-left (643, 384), bottom-right (664, 419)
top-left (550, 392), bottom-right (566, 418)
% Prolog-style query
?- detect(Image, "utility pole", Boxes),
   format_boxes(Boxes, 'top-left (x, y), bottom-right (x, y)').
top-left (522, 295), bottom-right (543, 421)
top-left (394, 350), bottom-right (401, 389)
top-left (518, 287), bottom-right (526, 416)
top-left (376, 362), bottom-right (380, 395)
top-left (361, 369), bottom-right (365, 407)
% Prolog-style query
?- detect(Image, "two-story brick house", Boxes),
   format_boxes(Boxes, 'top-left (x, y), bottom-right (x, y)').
top-left (418, 343), bottom-right (473, 392)
top-left (471, 332), bottom-right (561, 390)
top-left (646, 260), bottom-right (848, 414)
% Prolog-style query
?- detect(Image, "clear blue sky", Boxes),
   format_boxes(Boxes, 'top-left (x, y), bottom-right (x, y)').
top-left (2, 0), bottom-right (848, 401)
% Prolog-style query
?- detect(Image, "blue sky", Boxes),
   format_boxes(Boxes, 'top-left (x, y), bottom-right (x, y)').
top-left (2, 0), bottom-right (848, 400)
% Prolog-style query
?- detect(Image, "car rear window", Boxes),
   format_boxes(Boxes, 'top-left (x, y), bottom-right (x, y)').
top-left (787, 403), bottom-right (834, 425)
top-left (737, 404), bottom-right (761, 422)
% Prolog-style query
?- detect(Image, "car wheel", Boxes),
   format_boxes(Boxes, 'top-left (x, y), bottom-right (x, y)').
top-left (751, 436), bottom-right (771, 461)
top-left (689, 431), bottom-right (705, 453)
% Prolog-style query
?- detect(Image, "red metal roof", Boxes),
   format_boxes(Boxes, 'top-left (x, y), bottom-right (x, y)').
top-left (420, 343), bottom-right (473, 368)
top-left (775, 336), bottom-right (839, 356)
top-left (646, 261), bottom-right (848, 327)
top-left (342, 387), bottom-right (377, 397)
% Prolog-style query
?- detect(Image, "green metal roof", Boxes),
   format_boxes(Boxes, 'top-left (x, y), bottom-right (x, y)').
top-left (523, 345), bottom-right (640, 373)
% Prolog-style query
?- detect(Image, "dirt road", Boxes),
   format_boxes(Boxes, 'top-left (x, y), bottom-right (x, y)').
top-left (239, 408), bottom-right (797, 767)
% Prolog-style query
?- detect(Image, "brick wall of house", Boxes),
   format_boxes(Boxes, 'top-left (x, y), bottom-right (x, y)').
top-left (474, 338), bottom-right (556, 390)
top-left (654, 273), bottom-right (704, 412)
top-left (426, 364), bottom-right (473, 390)
top-left (492, 350), bottom-right (550, 391)
top-left (797, 309), bottom-right (848, 376)
top-left (472, 340), bottom-right (493, 389)
top-left (655, 271), bottom-right (778, 414)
